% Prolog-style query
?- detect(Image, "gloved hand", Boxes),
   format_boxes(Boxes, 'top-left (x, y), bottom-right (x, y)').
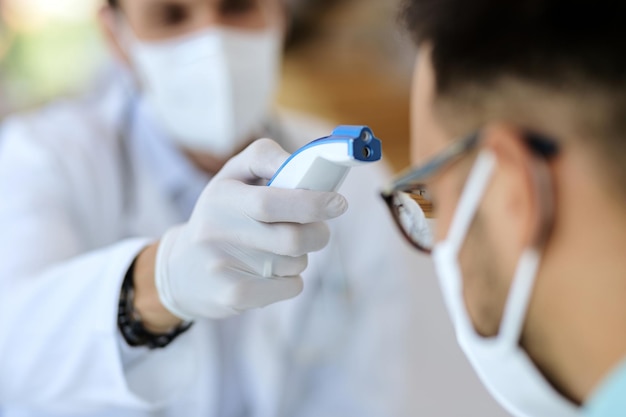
top-left (155, 139), bottom-right (349, 321)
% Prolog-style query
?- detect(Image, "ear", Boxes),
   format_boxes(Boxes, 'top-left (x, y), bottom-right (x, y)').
top-left (97, 5), bottom-right (132, 68)
top-left (481, 124), bottom-right (546, 254)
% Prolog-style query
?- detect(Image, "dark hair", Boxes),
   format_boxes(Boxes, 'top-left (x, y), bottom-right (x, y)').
top-left (107, 0), bottom-right (117, 7)
top-left (401, 0), bottom-right (626, 191)
top-left (402, 0), bottom-right (625, 93)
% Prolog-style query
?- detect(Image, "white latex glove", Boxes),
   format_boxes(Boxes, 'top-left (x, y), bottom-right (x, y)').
top-left (155, 139), bottom-right (349, 321)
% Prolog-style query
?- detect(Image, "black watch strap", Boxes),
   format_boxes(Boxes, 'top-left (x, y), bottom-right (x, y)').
top-left (118, 259), bottom-right (192, 349)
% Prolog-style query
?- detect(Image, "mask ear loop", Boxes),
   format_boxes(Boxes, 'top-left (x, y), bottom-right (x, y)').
top-left (446, 150), bottom-right (498, 254)
top-left (498, 155), bottom-right (556, 344)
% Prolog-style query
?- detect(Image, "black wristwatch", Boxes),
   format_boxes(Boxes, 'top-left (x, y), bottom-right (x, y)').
top-left (118, 260), bottom-right (192, 349)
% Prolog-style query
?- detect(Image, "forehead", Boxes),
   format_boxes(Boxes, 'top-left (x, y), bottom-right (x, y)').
top-left (410, 47), bottom-right (452, 166)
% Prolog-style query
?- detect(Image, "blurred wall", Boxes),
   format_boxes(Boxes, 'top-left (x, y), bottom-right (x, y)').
top-left (0, 0), bottom-right (12, 115)
top-left (0, 0), bottom-right (105, 116)
top-left (279, 0), bottom-right (415, 172)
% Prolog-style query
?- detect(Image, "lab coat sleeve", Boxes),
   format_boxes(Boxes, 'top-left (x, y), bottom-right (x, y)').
top-left (0, 119), bottom-right (200, 413)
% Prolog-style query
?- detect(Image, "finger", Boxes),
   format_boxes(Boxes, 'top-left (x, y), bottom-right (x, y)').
top-left (183, 268), bottom-right (303, 317)
top-left (214, 139), bottom-right (290, 183)
top-left (259, 254), bottom-right (308, 278)
top-left (221, 274), bottom-right (304, 310)
top-left (234, 183), bottom-right (349, 223)
top-left (220, 244), bottom-right (309, 277)
top-left (230, 221), bottom-right (331, 257)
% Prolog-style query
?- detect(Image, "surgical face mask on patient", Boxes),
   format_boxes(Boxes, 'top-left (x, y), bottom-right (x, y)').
top-left (127, 27), bottom-right (282, 157)
top-left (432, 151), bottom-right (581, 417)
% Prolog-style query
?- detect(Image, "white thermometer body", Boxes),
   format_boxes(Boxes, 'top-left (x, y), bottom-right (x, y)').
top-left (267, 125), bottom-right (382, 192)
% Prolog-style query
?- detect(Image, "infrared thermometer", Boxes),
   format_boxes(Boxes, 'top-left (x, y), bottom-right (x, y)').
top-left (268, 125), bottom-right (382, 192)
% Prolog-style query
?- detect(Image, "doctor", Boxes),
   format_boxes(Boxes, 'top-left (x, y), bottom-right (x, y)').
top-left (383, 0), bottom-right (626, 416)
top-left (0, 0), bottom-right (461, 416)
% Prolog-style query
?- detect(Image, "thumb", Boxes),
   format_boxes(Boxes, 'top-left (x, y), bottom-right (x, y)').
top-left (214, 139), bottom-right (290, 184)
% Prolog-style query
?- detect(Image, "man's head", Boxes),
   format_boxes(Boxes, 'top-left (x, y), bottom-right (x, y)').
top-left (98, 0), bottom-right (288, 171)
top-left (399, 0), bottom-right (626, 413)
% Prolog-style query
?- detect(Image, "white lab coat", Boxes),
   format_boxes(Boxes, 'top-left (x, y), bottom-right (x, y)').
top-left (0, 77), bottom-right (510, 417)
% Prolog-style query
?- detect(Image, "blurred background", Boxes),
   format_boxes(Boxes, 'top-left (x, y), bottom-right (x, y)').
top-left (0, 4), bottom-right (512, 415)
top-left (0, 0), bottom-right (106, 116)
top-left (0, 0), bottom-right (414, 171)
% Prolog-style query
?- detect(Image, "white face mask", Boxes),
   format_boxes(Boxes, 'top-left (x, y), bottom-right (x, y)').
top-left (432, 151), bottom-right (580, 417)
top-left (127, 27), bottom-right (282, 157)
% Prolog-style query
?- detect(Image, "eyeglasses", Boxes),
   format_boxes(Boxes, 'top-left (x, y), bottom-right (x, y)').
top-left (380, 131), bottom-right (559, 254)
